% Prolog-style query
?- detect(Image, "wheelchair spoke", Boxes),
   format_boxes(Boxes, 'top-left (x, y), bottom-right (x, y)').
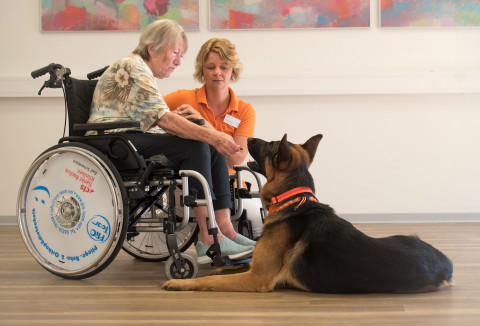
top-left (122, 187), bottom-right (198, 262)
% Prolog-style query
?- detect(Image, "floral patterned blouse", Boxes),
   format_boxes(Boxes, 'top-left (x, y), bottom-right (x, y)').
top-left (86, 55), bottom-right (169, 134)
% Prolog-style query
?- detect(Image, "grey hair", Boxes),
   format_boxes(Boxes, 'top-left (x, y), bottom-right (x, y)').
top-left (133, 19), bottom-right (187, 61)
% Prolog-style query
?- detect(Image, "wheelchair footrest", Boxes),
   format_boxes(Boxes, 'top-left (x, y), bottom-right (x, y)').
top-left (221, 257), bottom-right (251, 266)
top-left (206, 242), bottom-right (252, 267)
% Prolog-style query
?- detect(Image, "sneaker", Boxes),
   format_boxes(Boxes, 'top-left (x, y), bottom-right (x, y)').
top-left (196, 237), bottom-right (254, 264)
top-left (234, 233), bottom-right (257, 247)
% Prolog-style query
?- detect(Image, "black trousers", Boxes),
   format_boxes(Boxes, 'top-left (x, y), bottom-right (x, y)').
top-left (124, 132), bottom-right (231, 210)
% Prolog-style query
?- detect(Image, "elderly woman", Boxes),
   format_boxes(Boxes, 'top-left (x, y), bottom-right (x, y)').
top-left (87, 20), bottom-right (254, 264)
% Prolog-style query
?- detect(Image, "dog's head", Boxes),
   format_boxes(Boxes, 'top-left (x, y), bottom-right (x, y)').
top-left (247, 134), bottom-right (323, 204)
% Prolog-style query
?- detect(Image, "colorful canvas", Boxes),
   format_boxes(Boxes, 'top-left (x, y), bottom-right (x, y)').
top-left (209, 0), bottom-right (370, 29)
top-left (41, 0), bottom-right (199, 31)
top-left (380, 0), bottom-right (480, 27)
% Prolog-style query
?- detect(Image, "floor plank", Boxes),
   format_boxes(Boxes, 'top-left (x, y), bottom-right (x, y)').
top-left (1, 223), bottom-right (479, 325)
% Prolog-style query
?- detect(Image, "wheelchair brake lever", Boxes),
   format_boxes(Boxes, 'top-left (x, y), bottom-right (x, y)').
top-left (36, 66), bottom-right (71, 95)
top-left (37, 83), bottom-right (47, 96)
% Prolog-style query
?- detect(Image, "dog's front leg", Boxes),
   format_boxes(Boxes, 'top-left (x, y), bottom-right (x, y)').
top-left (162, 270), bottom-right (274, 292)
top-left (163, 224), bottom-right (292, 292)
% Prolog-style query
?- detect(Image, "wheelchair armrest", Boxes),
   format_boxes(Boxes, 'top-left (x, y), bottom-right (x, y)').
top-left (73, 121), bottom-right (141, 133)
top-left (188, 118), bottom-right (205, 126)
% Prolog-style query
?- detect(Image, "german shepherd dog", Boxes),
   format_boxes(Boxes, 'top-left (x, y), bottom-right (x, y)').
top-left (163, 134), bottom-right (453, 293)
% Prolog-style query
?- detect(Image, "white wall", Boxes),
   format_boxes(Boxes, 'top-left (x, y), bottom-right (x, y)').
top-left (1, 1), bottom-right (479, 221)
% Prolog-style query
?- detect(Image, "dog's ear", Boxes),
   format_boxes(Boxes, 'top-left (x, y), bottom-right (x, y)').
top-left (276, 133), bottom-right (292, 169)
top-left (302, 134), bottom-right (323, 163)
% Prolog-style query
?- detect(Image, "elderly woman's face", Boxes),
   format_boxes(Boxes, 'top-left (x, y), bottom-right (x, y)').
top-left (147, 35), bottom-right (185, 79)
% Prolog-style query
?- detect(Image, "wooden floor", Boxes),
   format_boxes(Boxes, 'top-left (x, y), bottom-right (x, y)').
top-left (1, 223), bottom-right (479, 326)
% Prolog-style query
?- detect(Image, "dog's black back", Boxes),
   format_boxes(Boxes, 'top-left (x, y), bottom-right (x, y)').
top-left (280, 202), bottom-right (453, 293)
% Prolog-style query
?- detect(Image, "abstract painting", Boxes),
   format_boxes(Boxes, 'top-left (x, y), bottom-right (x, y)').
top-left (209, 0), bottom-right (370, 29)
top-left (380, 0), bottom-right (480, 27)
top-left (41, 0), bottom-right (199, 31)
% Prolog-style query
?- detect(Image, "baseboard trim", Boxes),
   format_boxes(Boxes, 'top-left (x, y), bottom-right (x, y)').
top-left (2, 213), bottom-right (479, 226)
top-left (1, 216), bottom-right (18, 225)
top-left (342, 213), bottom-right (480, 223)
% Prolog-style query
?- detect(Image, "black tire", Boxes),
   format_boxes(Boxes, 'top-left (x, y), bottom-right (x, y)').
top-left (165, 254), bottom-right (198, 279)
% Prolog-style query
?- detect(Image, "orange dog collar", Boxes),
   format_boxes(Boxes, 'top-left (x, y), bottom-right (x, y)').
top-left (269, 187), bottom-right (318, 214)
top-left (270, 187), bottom-right (314, 205)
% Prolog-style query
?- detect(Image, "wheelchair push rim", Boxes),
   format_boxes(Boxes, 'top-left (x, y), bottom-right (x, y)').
top-left (17, 143), bottom-right (128, 279)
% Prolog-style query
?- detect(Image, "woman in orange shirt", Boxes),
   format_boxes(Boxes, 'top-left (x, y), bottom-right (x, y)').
top-left (164, 38), bottom-right (255, 170)
top-left (164, 38), bottom-right (263, 244)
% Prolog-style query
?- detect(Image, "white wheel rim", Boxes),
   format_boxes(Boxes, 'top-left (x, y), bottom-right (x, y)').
top-left (17, 146), bottom-right (124, 277)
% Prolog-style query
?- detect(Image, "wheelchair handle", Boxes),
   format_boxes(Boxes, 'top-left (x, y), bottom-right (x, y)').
top-left (31, 63), bottom-right (63, 79)
top-left (87, 66), bottom-right (109, 80)
top-left (32, 63), bottom-right (71, 95)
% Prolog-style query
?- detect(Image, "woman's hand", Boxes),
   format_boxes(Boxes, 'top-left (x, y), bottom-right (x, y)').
top-left (158, 112), bottom-right (240, 156)
top-left (174, 104), bottom-right (204, 120)
top-left (173, 104), bottom-right (215, 130)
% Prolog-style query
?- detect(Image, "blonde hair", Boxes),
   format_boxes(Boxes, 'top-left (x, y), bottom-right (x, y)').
top-left (193, 38), bottom-right (243, 83)
top-left (133, 19), bottom-right (187, 61)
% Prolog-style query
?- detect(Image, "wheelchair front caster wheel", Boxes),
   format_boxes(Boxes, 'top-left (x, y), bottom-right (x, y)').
top-left (165, 254), bottom-right (198, 279)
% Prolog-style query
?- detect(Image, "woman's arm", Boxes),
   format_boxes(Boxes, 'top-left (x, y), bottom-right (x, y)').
top-left (158, 112), bottom-right (240, 157)
top-left (226, 135), bottom-right (248, 167)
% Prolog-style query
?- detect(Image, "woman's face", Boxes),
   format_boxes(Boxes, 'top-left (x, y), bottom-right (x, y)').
top-left (202, 52), bottom-right (233, 90)
top-left (147, 35), bottom-right (185, 79)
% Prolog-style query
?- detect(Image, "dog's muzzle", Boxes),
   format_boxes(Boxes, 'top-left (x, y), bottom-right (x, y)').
top-left (247, 160), bottom-right (260, 173)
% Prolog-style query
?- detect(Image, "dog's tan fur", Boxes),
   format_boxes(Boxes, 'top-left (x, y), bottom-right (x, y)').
top-left (162, 135), bottom-right (320, 292)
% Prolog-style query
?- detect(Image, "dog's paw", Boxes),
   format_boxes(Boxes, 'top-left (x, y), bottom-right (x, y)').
top-left (162, 279), bottom-right (185, 291)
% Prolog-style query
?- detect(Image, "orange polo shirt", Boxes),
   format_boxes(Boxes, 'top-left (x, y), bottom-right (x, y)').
top-left (165, 85), bottom-right (256, 181)
top-left (164, 85), bottom-right (256, 139)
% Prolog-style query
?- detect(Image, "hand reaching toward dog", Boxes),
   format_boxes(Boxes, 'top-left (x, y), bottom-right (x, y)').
top-left (212, 131), bottom-right (242, 157)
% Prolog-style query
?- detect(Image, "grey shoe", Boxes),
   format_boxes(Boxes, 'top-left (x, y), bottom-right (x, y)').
top-left (233, 233), bottom-right (257, 247)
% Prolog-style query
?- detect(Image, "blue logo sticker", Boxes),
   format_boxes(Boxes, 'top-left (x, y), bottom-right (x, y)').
top-left (33, 185), bottom-right (50, 205)
top-left (86, 215), bottom-right (111, 243)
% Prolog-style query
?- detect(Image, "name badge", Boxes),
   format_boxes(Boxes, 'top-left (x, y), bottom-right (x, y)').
top-left (223, 114), bottom-right (240, 128)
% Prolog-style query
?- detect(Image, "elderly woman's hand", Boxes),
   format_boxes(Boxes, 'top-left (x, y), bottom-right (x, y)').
top-left (212, 131), bottom-right (242, 157)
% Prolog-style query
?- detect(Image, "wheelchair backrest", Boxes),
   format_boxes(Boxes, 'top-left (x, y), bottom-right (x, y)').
top-left (61, 73), bottom-right (149, 173)
top-left (64, 77), bottom-right (98, 137)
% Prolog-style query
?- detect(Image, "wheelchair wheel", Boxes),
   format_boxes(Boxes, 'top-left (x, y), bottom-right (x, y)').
top-left (122, 188), bottom-right (199, 262)
top-left (17, 143), bottom-right (128, 279)
top-left (165, 254), bottom-right (198, 279)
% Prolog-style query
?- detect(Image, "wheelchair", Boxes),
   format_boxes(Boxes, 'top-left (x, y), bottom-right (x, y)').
top-left (17, 63), bottom-right (264, 280)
